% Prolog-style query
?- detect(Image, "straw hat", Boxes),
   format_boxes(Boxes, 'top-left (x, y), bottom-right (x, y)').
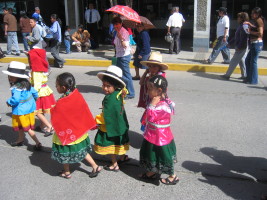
top-left (2, 61), bottom-right (29, 78)
top-left (140, 52), bottom-right (168, 70)
top-left (97, 65), bottom-right (126, 88)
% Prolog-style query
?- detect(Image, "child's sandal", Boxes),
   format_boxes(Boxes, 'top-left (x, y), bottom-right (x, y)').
top-left (89, 166), bottom-right (102, 178)
top-left (59, 172), bottom-right (72, 179)
top-left (160, 175), bottom-right (179, 185)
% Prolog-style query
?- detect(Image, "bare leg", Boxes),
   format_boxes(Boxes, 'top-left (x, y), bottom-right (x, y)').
top-left (134, 66), bottom-right (140, 78)
top-left (27, 129), bottom-right (40, 145)
top-left (110, 154), bottom-right (119, 170)
top-left (63, 164), bottom-right (70, 174)
top-left (84, 153), bottom-right (99, 171)
top-left (17, 130), bottom-right (25, 142)
top-left (36, 113), bottom-right (52, 132)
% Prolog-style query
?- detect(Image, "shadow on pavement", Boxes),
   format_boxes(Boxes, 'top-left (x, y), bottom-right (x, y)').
top-left (128, 130), bottom-right (143, 149)
top-left (0, 124), bottom-right (29, 145)
top-left (85, 70), bottom-right (104, 76)
top-left (119, 158), bottom-right (160, 186)
top-left (76, 84), bottom-right (103, 94)
top-left (247, 86), bottom-right (267, 91)
top-left (182, 147), bottom-right (267, 199)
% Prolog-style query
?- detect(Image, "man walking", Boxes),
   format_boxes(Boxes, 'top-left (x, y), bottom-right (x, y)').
top-left (166, 7), bottom-right (185, 54)
top-left (3, 7), bottom-right (20, 56)
top-left (85, 3), bottom-right (100, 48)
top-left (205, 7), bottom-right (230, 64)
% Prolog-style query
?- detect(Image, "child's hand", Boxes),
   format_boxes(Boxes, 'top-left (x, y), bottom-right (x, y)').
top-left (151, 96), bottom-right (161, 106)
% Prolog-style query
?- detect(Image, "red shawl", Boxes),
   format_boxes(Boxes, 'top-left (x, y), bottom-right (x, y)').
top-left (28, 49), bottom-right (48, 72)
top-left (51, 89), bottom-right (96, 145)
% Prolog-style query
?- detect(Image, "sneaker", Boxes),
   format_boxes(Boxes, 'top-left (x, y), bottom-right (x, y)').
top-left (132, 76), bottom-right (140, 80)
top-left (15, 53), bottom-right (20, 56)
top-left (221, 61), bottom-right (230, 64)
top-left (124, 96), bottom-right (134, 100)
top-left (203, 59), bottom-right (212, 64)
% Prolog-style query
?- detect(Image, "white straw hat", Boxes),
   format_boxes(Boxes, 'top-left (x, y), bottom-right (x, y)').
top-left (2, 61), bottom-right (29, 78)
top-left (140, 51), bottom-right (169, 70)
top-left (97, 65), bottom-right (126, 88)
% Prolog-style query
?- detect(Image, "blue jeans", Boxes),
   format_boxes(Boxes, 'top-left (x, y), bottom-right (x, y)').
top-left (117, 54), bottom-right (135, 97)
top-left (21, 32), bottom-right (30, 51)
top-left (208, 36), bottom-right (230, 63)
top-left (245, 42), bottom-right (263, 84)
top-left (7, 32), bottom-right (20, 54)
top-left (64, 39), bottom-right (71, 53)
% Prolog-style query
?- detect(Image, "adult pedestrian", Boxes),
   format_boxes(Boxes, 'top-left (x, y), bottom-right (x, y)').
top-left (205, 7), bottom-right (230, 64)
top-left (112, 16), bottom-right (135, 99)
top-left (26, 18), bottom-right (42, 49)
top-left (166, 7), bottom-right (185, 54)
top-left (132, 23), bottom-right (151, 80)
top-left (221, 12), bottom-right (249, 80)
top-left (32, 7), bottom-right (44, 25)
top-left (243, 7), bottom-right (264, 85)
top-left (49, 14), bottom-right (65, 68)
top-left (85, 3), bottom-right (100, 48)
top-left (71, 24), bottom-right (91, 53)
top-left (19, 11), bottom-right (31, 52)
top-left (3, 7), bottom-right (20, 56)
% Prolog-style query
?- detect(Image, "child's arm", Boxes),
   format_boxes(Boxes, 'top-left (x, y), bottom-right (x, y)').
top-left (7, 89), bottom-right (21, 107)
top-left (139, 69), bottom-right (149, 85)
top-left (31, 87), bottom-right (39, 100)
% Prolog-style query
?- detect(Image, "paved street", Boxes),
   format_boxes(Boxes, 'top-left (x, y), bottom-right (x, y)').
top-left (0, 64), bottom-right (267, 200)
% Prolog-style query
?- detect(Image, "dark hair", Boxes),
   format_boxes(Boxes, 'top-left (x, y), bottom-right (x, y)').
top-left (102, 75), bottom-right (123, 89)
top-left (51, 14), bottom-right (62, 27)
top-left (78, 24), bottom-right (84, 30)
top-left (65, 25), bottom-right (70, 30)
top-left (252, 7), bottom-right (265, 23)
top-left (3, 7), bottom-right (8, 11)
top-left (20, 10), bottom-right (28, 18)
top-left (56, 72), bottom-right (76, 92)
top-left (237, 12), bottom-right (249, 23)
top-left (30, 17), bottom-right (37, 22)
top-left (149, 75), bottom-right (168, 93)
top-left (112, 16), bottom-right (122, 24)
top-left (14, 78), bottom-right (31, 91)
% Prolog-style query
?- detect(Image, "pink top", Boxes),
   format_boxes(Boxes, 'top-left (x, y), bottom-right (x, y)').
top-left (143, 98), bottom-right (175, 146)
top-left (114, 27), bottom-right (131, 57)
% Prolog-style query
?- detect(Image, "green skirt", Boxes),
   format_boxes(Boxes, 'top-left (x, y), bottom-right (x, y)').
top-left (51, 137), bottom-right (92, 164)
top-left (140, 139), bottom-right (177, 175)
top-left (94, 129), bottom-right (129, 155)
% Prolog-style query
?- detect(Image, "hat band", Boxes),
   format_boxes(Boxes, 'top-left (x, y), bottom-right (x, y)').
top-left (105, 71), bottom-right (122, 80)
top-left (147, 60), bottom-right (162, 63)
top-left (7, 67), bottom-right (26, 75)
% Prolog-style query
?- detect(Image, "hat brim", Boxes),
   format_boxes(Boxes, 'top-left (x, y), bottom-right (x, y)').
top-left (140, 61), bottom-right (168, 70)
top-left (2, 70), bottom-right (29, 78)
top-left (97, 72), bottom-right (126, 88)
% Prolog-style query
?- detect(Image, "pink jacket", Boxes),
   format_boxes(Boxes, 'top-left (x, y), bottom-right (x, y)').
top-left (143, 99), bottom-right (175, 146)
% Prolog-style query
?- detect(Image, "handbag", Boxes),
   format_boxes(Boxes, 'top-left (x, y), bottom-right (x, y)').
top-left (165, 33), bottom-right (173, 43)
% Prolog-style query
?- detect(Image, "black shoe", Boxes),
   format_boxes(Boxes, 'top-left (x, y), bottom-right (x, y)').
top-left (59, 65), bottom-right (64, 68)
top-left (222, 61), bottom-right (230, 64)
top-left (220, 75), bottom-right (230, 80)
top-left (34, 143), bottom-right (42, 151)
top-left (15, 53), bottom-right (20, 56)
top-left (11, 141), bottom-right (24, 147)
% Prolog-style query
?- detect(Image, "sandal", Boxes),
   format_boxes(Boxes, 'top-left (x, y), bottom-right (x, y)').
top-left (139, 172), bottom-right (157, 180)
top-left (89, 166), bottom-right (101, 178)
top-left (103, 165), bottom-right (120, 172)
top-left (44, 127), bottom-right (54, 137)
top-left (160, 175), bottom-right (179, 185)
top-left (34, 143), bottom-right (42, 151)
top-left (117, 155), bottom-right (130, 164)
top-left (59, 171), bottom-right (72, 179)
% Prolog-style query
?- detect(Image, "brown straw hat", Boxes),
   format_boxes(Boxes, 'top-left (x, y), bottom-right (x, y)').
top-left (140, 52), bottom-right (168, 70)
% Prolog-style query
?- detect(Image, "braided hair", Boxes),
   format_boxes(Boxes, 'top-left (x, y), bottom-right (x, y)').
top-left (149, 75), bottom-right (168, 94)
top-left (56, 72), bottom-right (76, 93)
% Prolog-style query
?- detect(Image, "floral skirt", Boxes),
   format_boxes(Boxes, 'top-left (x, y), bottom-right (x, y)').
top-left (94, 129), bottom-right (129, 155)
top-left (12, 112), bottom-right (35, 131)
top-left (36, 94), bottom-right (56, 114)
top-left (51, 136), bottom-right (92, 164)
top-left (140, 139), bottom-right (177, 175)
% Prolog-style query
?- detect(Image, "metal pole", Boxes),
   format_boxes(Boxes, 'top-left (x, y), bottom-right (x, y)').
top-left (64, 0), bottom-right (69, 26)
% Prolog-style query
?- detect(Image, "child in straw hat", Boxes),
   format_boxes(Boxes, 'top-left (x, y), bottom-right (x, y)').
top-left (94, 65), bottom-right (130, 172)
top-left (2, 61), bottom-right (42, 150)
top-left (138, 51), bottom-right (168, 109)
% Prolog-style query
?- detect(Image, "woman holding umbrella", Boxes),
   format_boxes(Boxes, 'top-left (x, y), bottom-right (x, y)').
top-left (112, 16), bottom-right (135, 99)
top-left (132, 22), bottom-right (151, 80)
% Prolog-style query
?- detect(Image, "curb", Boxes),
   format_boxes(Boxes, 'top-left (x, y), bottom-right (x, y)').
top-left (1, 57), bottom-right (266, 75)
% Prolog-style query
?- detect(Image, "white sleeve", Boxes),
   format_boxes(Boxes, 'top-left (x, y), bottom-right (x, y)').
top-left (224, 16), bottom-right (230, 29)
top-left (166, 16), bottom-right (172, 27)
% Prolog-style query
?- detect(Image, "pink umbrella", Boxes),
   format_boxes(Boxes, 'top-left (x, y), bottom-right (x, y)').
top-left (106, 5), bottom-right (141, 23)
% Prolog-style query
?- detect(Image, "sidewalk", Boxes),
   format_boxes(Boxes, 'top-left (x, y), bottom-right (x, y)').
top-left (1, 43), bottom-right (267, 75)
